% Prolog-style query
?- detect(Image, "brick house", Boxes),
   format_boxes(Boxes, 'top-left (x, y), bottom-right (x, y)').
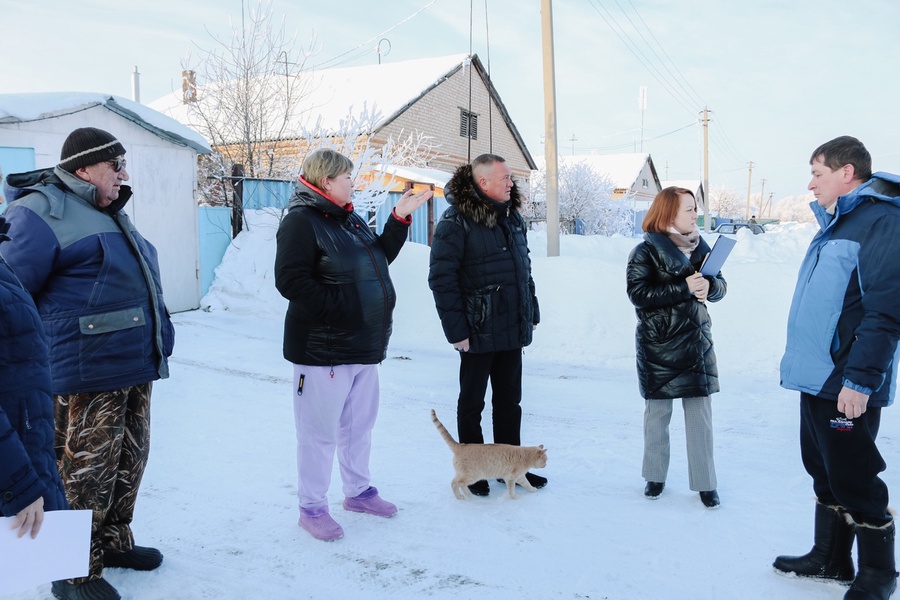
top-left (150, 53), bottom-right (536, 186)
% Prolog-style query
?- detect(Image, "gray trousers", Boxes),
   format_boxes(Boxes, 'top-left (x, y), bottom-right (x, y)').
top-left (642, 397), bottom-right (717, 492)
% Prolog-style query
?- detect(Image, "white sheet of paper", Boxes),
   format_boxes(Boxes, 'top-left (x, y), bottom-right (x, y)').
top-left (0, 509), bottom-right (91, 595)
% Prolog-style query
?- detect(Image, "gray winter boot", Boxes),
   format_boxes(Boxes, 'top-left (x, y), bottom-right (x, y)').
top-left (774, 501), bottom-right (856, 583)
top-left (845, 520), bottom-right (897, 600)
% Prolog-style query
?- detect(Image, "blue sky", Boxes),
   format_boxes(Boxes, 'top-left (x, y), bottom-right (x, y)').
top-left (2, 0), bottom-right (898, 201)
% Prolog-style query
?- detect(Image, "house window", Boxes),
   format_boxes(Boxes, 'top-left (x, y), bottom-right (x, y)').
top-left (459, 109), bottom-right (478, 140)
top-left (642, 178), bottom-right (649, 189)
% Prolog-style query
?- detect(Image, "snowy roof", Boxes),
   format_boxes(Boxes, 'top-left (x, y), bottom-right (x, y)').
top-left (536, 153), bottom-right (657, 190)
top-left (149, 54), bottom-right (471, 140)
top-left (0, 92), bottom-right (211, 154)
top-left (662, 179), bottom-right (703, 191)
top-left (570, 154), bottom-right (654, 190)
top-left (375, 164), bottom-right (453, 188)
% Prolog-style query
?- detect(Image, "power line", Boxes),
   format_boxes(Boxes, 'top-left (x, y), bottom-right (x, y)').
top-left (576, 121), bottom-right (697, 153)
top-left (622, 0), bottom-right (706, 108)
top-left (585, 0), bottom-right (697, 117)
top-left (583, 0), bottom-right (749, 169)
top-left (313, 0), bottom-right (439, 69)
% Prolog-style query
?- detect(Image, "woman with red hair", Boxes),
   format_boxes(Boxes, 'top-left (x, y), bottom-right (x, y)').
top-left (626, 187), bottom-right (727, 508)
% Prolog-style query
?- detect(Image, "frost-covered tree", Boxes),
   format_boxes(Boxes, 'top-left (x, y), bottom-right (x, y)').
top-left (271, 104), bottom-right (440, 226)
top-left (530, 160), bottom-right (630, 236)
top-left (709, 185), bottom-right (745, 220)
top-left (772, 193), bottom-right (817, 223)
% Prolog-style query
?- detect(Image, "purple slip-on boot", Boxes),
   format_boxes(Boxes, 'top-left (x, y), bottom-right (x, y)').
top-left (299, 507), bottom-right (344, 541)
top-left (343, 486), bottom-right (398, 518)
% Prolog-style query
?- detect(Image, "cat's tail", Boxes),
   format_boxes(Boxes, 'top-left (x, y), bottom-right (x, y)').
top-left (431, 409), bottom-right (459, 449)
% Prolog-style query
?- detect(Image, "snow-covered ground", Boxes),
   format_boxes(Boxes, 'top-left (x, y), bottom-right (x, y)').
top-left (9, 212), bottom-right (900, 600)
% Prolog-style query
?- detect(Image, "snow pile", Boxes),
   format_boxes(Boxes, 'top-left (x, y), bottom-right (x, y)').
top-left (12, 215), bottom-right (898, 600)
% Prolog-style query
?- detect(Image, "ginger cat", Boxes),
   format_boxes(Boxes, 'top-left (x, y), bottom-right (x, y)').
top-left (431, 409), bottom-right (548, 499)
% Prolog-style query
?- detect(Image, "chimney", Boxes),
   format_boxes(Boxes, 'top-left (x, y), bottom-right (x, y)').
top-left (131, 66), bottom-right (141, 103)
top-left (182, 70), bottom-right (197, 104)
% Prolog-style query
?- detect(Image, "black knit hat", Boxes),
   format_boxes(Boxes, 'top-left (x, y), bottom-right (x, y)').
top-left (58, 127), bottom-right (127, 173)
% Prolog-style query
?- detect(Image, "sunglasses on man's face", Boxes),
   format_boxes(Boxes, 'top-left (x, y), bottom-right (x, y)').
top-left (107, 157), bottom-right (127, 173)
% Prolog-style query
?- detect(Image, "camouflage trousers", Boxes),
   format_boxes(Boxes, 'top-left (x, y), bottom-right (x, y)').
top-left (55, 383), bottom-right (152, 582)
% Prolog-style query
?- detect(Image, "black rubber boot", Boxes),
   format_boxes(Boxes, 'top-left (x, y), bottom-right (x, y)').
top-left (103, 545), bottom-right (163, 571)
top-left (51, 578), bottom-right (121, 600)
top-left (845, 521), bottom-right (898, 600)
top-left (774, 502), bottom-right (856, 583)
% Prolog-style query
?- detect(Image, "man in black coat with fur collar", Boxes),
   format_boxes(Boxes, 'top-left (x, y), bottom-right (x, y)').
top-left (428, 154), bottom-right (543, 497)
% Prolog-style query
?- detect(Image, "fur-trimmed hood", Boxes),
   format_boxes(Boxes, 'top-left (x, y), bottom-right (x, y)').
top-left (444, 163), bottom-right (523, 229)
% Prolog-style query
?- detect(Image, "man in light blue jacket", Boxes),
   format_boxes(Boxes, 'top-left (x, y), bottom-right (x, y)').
top-left (774, 136), bottom-right (900, 600)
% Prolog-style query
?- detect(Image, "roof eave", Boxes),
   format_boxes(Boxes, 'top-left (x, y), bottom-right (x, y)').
top-left (105, 97), bottom-right (211, 154)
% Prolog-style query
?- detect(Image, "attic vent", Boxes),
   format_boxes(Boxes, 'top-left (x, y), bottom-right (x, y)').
top-left (459, 109), bottom-right (478, 140)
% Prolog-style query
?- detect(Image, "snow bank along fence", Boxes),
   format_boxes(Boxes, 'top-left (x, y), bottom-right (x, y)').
top-left (198, 178), bottom-right (450, 297)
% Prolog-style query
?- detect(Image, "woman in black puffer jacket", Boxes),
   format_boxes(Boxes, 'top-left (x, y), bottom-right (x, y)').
top-left (274, 149), bottom-right (431, 542)
top-left (0, 216), bottom-right (68, 539)
top-left (626, 187), bottom-right (727, 509)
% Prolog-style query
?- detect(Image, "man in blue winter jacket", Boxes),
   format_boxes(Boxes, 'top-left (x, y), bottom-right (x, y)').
top-left (2, 127), bottom-right (175, 600)
top-left (774, 136), bottom-right (900, 600)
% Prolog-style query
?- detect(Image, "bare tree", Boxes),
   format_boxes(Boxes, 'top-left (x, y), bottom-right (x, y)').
top-left (182, 0), bottom-right (315, 181)
top-left (182, 1), bottom-right (441, 236)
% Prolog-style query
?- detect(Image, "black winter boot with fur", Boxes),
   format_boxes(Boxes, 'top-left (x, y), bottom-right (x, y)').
top-left (774, 502), bottom-right (856, 583)
top-left (845, 520), bottom-right (898, 600)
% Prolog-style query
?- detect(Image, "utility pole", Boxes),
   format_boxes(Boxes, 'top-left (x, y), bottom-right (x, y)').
top-left (767, 192), bottom-right (774, 217)
top-left (745, 161), bottom-right (754, 220)
top-left (541, 0), bottom-right (559, 257)
top-left (758, 178), bottom-right (766, 219)
top-left (569, 134), bottom-right (577, 156)
top-left (701, 107), bottom-right (711, 233)
top-left (639, 86), bottom-right (648, 152)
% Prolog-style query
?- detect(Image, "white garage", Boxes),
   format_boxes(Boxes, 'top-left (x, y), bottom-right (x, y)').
top-left (0, 93), bottom-right (211, 312)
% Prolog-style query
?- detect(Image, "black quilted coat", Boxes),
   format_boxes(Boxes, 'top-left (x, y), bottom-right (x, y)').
top-left (428, 164), bottom-right (539, 353)
top-left (626, 232), bottom-right (727, 400)
top-left (274, 178), bottom-right (410, 366)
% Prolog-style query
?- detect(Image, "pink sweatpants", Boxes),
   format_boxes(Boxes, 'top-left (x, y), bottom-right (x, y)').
top-left (292, 363), bottom-right (380, 511)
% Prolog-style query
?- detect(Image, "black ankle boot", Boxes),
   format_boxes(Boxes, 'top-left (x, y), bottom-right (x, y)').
top-left (467, 480), bottom-right (489, 496)
top-left (774, 502), bottom-right (855, 582)
top-left (644, 481), bottom-right (664, 499)
top-left (845, 521), bottom-right (898, 600)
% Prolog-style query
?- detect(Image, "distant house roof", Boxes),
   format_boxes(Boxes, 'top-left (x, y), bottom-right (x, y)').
top-left (149, 53), bottom-right (534, 169)
top-left (570, 153), bottom-right (660, 190)
top-left (536, 153), bottom-right (661, 190)
top-left (0, 92), bottom-right (211, 154)
top-left (661, 179), bottom-right (706, 208)
top-left (661, 179), bottom-right (703, 192)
